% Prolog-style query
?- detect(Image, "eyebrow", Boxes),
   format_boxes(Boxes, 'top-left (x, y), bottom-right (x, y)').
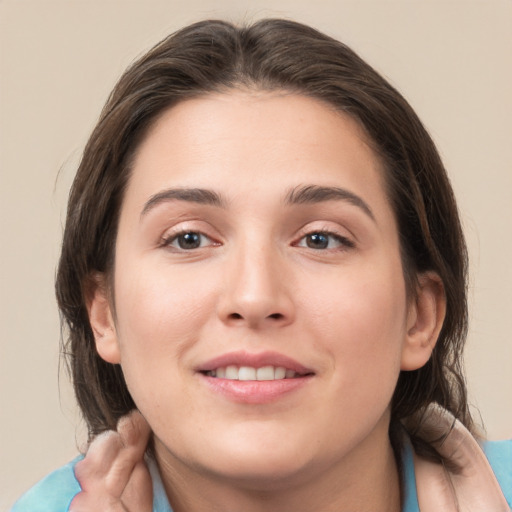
top-left (285, 185), bottom-right (375, 221)
top-left (140, 184), bottom-right (375, 221)
top-left (141, 187), bottom-right (227, 217)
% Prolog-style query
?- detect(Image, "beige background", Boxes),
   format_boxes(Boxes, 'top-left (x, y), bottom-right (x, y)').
top-left (1, 0), bottom-right (511, 509)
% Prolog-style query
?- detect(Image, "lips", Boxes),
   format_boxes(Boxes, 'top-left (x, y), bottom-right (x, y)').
top-left (197, 350), bottom-right (313, 379)
top-left (205, 365), bottom-right (298, 381)
top-left (196, 351), bottom-right (314, 404)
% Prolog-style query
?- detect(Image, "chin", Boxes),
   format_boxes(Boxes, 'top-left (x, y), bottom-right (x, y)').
top-left (201, 452), bottom-right (315, 491)
top-left (196, 428), bottom-right (326, 489)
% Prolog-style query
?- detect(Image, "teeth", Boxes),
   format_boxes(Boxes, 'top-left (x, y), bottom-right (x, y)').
top-left (205, 365), bottom-right (298, 381)
top-left (275, 367), bottom-right (286, 379)
top-left (225, 365), bottom-right (238, 379)
top-left (239, 366), bottom-right (256, 381)
top-left (256, 366), bottom-right (274, 381)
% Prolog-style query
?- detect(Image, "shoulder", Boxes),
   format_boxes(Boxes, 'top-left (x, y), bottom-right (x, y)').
top-left (484, 439), bottom-right (512, 507)
top-left (10, 457), bottom-right (83, 512)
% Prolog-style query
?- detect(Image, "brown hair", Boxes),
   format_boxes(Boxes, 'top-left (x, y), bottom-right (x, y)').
top-left (56, 19), bottom-right (472, 460)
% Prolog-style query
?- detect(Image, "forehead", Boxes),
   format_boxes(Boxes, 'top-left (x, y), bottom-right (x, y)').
top-left (131, 91), bottom-right (383, 180)
top-left (123, 91), bottom-right (392, 221)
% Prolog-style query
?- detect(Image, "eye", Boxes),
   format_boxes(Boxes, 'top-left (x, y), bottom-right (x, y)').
top-left (296, 231), bottom-right (354, 250)
top-left (163, 231), bottom-right (214, 250)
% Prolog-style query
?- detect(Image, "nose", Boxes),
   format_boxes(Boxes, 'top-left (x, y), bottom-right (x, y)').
top-left (216, 242), bottom-right (295, 329)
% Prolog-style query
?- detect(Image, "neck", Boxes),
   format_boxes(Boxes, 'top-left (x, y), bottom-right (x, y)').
top-left (154, 419), bottom-right (401, 512)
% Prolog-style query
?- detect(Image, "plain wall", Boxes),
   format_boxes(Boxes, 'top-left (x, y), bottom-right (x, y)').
top-left (1, 1), bottom-right (511, 509)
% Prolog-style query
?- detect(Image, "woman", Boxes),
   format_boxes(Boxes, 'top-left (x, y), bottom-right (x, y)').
top-left (12, 19), bottom-right (511, 512)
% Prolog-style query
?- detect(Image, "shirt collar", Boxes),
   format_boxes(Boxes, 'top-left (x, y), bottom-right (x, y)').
top-left (145, 444), bottom-right (421, 512)
top-left (402, 437), bottom-right (420, 512)
top-left (147, 455), bottom-right (174, 512)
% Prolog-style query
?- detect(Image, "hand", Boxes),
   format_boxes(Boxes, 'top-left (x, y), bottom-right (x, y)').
top-left (413, 404), bottom-right (510, 512)
top-left (70, 410), bottom-right (152, 512)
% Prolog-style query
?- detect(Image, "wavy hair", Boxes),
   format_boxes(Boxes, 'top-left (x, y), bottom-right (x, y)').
top-left (56, 19), bottom-right (472, 462)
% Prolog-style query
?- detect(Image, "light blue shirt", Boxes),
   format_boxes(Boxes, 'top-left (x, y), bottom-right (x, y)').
top-left (11, 440), bottom-right (512, 511)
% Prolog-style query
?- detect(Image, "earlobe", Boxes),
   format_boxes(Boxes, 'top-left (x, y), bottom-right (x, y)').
top-left (86, 273), bottom-right (121, 365)
top-left (400, 272), bottom-right (446, 371)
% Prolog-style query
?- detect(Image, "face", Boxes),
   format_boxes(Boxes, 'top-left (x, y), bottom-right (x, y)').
top-left (91, 91), bottom-right (437, 488)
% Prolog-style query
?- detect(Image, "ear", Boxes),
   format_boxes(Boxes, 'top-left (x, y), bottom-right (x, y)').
top-left (400, 272), bottom-right (446, 371)
top-left (85, 273), bottom-right (121, 364)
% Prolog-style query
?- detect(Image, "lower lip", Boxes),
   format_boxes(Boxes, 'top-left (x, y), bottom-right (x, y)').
top-left (200, 375), bottom-right (312, 404)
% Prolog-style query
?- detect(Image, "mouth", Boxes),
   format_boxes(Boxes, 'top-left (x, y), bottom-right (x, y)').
top-left (196, 351), bottom-right (314, 404)
top-left (197, 350), bottom-right (314, 379)
top-left (202, 365), bottom-right (306, 381)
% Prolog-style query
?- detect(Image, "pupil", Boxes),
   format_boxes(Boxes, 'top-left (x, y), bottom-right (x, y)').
top-left (307, 233), bottom-right (328, 249)
top-left (178, 232), bottom-right (201, 249)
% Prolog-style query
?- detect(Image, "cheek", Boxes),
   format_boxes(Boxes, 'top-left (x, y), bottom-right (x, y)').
top-left (115, 260), bottom-right (216, 335)
top-left (302, 261), bottom-right (407, 385)
top-left (112, 262), bottom-right (218, 391)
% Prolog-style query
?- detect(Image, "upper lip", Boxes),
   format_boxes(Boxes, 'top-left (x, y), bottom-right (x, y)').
top-left (196, 350), bottom-right (314, 376)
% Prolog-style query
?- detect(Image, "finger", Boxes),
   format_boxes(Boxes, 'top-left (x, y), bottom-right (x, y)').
top-left (414, 404), bottom-right (510, 511)
top-left (82, 430), bottom-right (125, 467)
top-left (120, 460), bottom-right (153, 512)
top-left (74, 431), bottom-right (124, 489)
top-left (72, 458), bottom-right (152, 512)
top-left (74, 410), bottom-right (152, 502)
top-left (117, 410), bottom-right (151, 451)
top-left (70, 490), bottom-right (128, 512)
top-left (104, 412), bottom-right (151, 497)
top-left (413, 452), bottom-right (458, 512)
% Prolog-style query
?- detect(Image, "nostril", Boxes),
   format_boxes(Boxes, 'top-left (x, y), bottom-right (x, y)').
top-left (226, 312), bottom-right (284, 321)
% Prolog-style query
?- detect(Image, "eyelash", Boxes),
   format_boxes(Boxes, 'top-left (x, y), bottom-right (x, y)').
top-left (295, 230), bottom-right (355, 251)
top-left (161, 230), bottom-right (217, 251)
top-left (161, 229), bottom-right (354, 252)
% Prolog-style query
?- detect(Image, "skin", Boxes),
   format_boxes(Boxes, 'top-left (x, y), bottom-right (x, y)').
top-left (88, 91), bottom-right (445, 512)
top-left (71, 411), bottom-right (152, 512)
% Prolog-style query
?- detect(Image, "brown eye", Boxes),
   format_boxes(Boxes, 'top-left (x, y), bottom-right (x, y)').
top-left (297, 231), bottom-right (354, 250)
top-left (165, 231), bottom-right (211, 250)
top-left (306, 233), bottom-right (329, 249)
top-left (177, 232), bottom-right (202, 249)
